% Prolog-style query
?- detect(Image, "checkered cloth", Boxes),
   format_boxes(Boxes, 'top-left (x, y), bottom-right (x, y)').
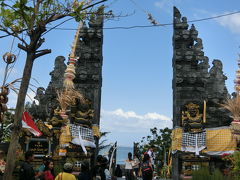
top-left (172, 126), bottom-right (237, 156)
top-left (70, 124), bottom-right (94, 142)
top-left (203, 126), bottom-right (237, 155)
top-left (182, 131), bottom-right (206, 147)
top-left (191, 164), bottom-right (200, 171)
top-left (182, 131), bottom-right (206, 155)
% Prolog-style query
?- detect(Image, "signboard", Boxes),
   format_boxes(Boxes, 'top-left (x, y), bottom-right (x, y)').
top-left (26, 138), bottom-right (51, 157)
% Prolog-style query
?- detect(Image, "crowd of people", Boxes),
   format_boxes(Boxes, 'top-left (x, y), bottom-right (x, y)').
top-left (18, 151), bottom-right (84, 180)
top-left (124, 146), bottom-right (155, 180)
top-left (0, 145), bottom-right (156, 180)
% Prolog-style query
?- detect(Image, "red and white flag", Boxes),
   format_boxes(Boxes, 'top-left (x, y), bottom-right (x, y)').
top-left (22, 111), bottom-right (42, 137)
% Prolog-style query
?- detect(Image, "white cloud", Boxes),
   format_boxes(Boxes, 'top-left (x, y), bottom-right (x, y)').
top-left (100, 109), bottom-right (172, 146)
top-left (216, 12), bottom-right (240, 34)
top-left (100, 108), bottom-right (172, 134)
top-left (191, 9), bottom-right (240, 34)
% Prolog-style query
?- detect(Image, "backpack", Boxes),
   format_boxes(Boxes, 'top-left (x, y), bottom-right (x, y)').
top-left (141, 161), bottom-right (152, 175)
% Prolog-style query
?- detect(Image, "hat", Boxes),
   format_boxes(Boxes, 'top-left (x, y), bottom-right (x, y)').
top-left (64, 163), bottom-right (73, 171)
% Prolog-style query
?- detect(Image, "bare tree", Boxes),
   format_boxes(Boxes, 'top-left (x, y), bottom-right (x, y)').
top-left (0, 0), bottom-right (107, 179)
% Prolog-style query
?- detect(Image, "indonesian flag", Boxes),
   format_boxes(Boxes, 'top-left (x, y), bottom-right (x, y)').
top-left (22, 111), bottom-right (42, 137)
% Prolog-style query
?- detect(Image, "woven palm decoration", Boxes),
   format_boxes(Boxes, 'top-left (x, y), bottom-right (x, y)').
top-left (57, 23), bottom-right (83, 115)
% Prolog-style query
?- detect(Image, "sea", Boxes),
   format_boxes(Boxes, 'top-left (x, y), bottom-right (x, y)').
top-left (116, 146), bottom-right (133, 165)
top-left (100, 146), bottom-right (133, 165)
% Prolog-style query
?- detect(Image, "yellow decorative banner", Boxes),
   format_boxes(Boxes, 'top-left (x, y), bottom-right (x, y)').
top-left (203, 127), bottom-right (237, 153)
top-left (172, 127), bottom-right (183, 151)
top-left (92, 124), bottom-right (100, 138)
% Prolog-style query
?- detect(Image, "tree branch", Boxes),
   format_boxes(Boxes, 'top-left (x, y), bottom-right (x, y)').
top-left (18, 43), bottom-right (28, 52)
top-left (0, 33), bottom-right (13, 38)
top-left (36, 38), bottom-right (45, 50)
top-left (0, 28), bottom-right (28, 46)
top-left (82, 0), bottom-right (107, 11)
top-left (45, 14), bottom-right (67, 24)
top-left (34, 49), bottom-right (51, 59)
top-left (42, 17), bottom-right (73, 36)
top-left (42, 0), bottom-right (107, 36)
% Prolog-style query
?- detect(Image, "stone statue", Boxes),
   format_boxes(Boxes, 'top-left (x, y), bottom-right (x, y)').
top-left (209, 59), bottom-right (227, 94)
top-left (190, 24), bottom-right (198, 40)
top-left (49, 107), bottom-right (68, 127)
top-left (182, 102), bottom-right (204, 132)
top-left (181, 17), bottom-right (189, 29)
top-left (34, 87), bottom-right (45, 104)
top-left (71, 98), bottom-right (94, 128)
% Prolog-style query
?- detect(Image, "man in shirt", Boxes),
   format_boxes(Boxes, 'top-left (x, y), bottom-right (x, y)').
top-left (19, 151), bottom-right (35, 180)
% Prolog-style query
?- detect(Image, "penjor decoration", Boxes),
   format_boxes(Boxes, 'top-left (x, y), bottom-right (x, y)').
top-left (57, 22), bottom-right (96, 156)
top-left (222, 55), bottom-right (240, 141)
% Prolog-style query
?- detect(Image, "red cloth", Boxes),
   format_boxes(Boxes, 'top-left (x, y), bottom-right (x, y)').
top-left (44, 170), bottom-right (54, 180)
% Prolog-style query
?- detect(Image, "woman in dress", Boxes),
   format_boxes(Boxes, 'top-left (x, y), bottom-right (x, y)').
top-left (125, 152), bottom-right (134, 180)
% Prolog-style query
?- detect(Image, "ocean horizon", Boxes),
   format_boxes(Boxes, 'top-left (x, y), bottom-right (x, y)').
top-left (99, 146), bottom-right (133, 165)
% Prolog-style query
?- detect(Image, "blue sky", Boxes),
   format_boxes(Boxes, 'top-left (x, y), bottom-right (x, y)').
top-left (1, 0), bottom-right (240, 146)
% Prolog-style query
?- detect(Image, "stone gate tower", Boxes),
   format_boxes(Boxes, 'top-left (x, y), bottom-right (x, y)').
top-left (172, 7), bottom-right (231, 179)
top-left (24, 8), bottom-right (104, 171)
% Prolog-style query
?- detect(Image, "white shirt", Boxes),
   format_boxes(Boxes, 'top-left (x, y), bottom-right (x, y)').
top-left (147, 150), bottom-right (155, 164)
top-left (132, 157), bottom-right (140, 169)
top-left (125, 160), bottom-right (133, 169)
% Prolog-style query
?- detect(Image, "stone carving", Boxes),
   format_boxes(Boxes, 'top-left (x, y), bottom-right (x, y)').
top-left (173, 6), bottom-right (230, 129)
top-left (34, 87), bottom-right (45, 103)
top-left (193, 38), bottom-right (203, 52)
top-left (208, 59), bottom-right (227, 94)
top-left (36, 120), bottom-right (53, 137)
top-left (172, 7), bottom-right (232, 179)
top-left (49, 107), bottom-right (68, 127)
top-left (23, 8), bottom-right (104, 168)
top-left (28, 56), bottom-right (66, 120)
top-left (182, 102), bottom-right (204, 132)
top-left (190, 24), bottom-right (198, 40)
top-left (71, 98), bottom-right (94, 128)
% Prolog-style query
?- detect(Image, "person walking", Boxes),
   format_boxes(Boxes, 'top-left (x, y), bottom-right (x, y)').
top-left (43, 160), bottom-right (55, 180)
top-left (141, 154), bottom-right (153, 180)
top-left (19, 151), bottom-right (36, 180)
top-left (55, 162), bottom-right (76, 180)
top-left (147, 146), bottom-right (155, 167)
top-left (78, 162), bottom-right (90, 180)
top-left (92, 155), bottom-right (106, 180)
top-left (132, 154), bottom-right (140, 178)
top-left (36, 156), bottom-right (50, 180)
top-left (124, 152), bottom-right (134, 180)
top-left (114, 164), bottom-right (122, 179)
